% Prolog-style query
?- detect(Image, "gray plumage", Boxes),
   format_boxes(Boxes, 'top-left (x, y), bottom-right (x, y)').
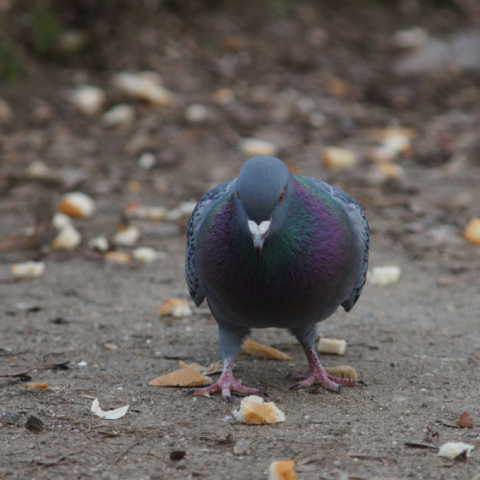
top-left (185, 155), bottom-right (369, 401)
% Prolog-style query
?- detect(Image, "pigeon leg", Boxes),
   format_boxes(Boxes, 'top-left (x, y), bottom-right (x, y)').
top-left (289, 326), bottom-right (359, 392)
top-left (288, 347), bottom-right (359, 392)
top-left (188, 358), bottom-right (261, 403)
top-left (186, 321), bottom-right (262, 402)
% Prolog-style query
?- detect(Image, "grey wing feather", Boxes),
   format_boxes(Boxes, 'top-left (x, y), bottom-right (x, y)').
top-left (304, 177), bottom-right (370, 312)
top-left (185, 179), bottom-right (237, 307)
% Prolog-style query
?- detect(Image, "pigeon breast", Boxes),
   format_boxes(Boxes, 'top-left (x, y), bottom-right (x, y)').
top-left (197, 177), bottom-right (358, 328)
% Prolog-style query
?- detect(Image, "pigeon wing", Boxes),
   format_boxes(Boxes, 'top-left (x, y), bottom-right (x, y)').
top-left (185, 179), bottom-right (237, 306)
top-left (303, 177), bottom-right (370, 312)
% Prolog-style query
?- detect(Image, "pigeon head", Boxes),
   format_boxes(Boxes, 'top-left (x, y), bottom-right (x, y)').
top-left (236, 156), bottom-right (293, 258)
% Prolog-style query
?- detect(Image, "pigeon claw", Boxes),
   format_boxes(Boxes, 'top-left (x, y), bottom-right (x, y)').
top-left (189, 376), bottom-right (260, 403)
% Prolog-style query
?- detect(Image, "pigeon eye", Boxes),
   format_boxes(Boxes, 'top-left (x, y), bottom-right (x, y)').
top-left (279, 191), bottom-right (284, 202)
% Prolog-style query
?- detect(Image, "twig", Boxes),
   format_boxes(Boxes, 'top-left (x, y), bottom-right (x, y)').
top-left (111, 439), bottom-right (144, 465)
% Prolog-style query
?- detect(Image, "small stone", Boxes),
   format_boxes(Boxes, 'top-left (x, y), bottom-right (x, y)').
top-left (102, 104), bottom-right (135, 128)
top-left (0, 98), bottom-right (12, 122)
top-left (212, 88), bottom-right (235, 105)
top-left (26, 160), bottom-right (51, 179)
top-left (68, 85), bottom-right (105, 116)
top-left (393, 27), bottom-right (429, 49)
top-left (185, 103), bottom-right (208, 122)
top-left (138, 152), bottom-right (157, 170)
top-left (308, 111), bottom-right (327, 127)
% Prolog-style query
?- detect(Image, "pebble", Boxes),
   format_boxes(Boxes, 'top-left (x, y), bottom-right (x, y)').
top-left (0, 98), bottom-right (13, 122)
top-left (138, 152), bottom-right (157, 170)
top-left (102, 104), bottom-right (135, 127)
top-left (68, 85), bottom-right (105, 116)
top-left (185, 103), bottom-right (208, 122)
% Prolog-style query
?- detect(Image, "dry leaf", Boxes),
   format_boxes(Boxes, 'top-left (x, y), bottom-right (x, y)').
top-left (91, 398), bottom-right (129, 420)
top-left (269, 460), bottom-right (298, 480)
top-left (149, 366), bottom-right (212, 387)
top-left (25, 415), bottom-right (44, 433)
top-left (241, 338), bottom-right (292, 361)
top-left (457, 412), bottom-right (474, 429)
top-left (233, 395), bottom-right (285, 425)
top-left (324, 365), bottom-right (357, 379)
top-left (157, 299), bottom-right (192, 318)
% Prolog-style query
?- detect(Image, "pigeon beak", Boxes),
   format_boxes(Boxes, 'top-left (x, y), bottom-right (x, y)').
top-left (248, 220), bottom-right (271, 259)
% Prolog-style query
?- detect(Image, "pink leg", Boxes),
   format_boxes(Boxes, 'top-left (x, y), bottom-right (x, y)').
top-left (288, 348), bottom-right (361, 393)
top-left (186, 359), bottom-right (262, 403)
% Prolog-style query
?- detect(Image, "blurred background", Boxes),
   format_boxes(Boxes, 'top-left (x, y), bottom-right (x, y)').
top-left (2, 3), bottom-right (480, 479)
top-left (1, 0), bottom-right (480, 273)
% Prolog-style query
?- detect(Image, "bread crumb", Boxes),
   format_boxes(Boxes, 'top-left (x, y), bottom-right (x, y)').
top-left (324, 365), bottom-right (357, 379)
top-left (233, 395), bottom-right (285, 425)
top-left (241, 338), bottom-right (292, 361)
top-left (317, 338), bottom-right (347, 355)
top-left (367, 265), bottom-right (401, 286)
top-left (438, 442), bottom-right (473, 460)
top-left (149, 366), bottom-right (212, 387)
top-left (268, 460), bottom-right (298, 480)
top-left (157, 299), bottom-right (192, 318)
top-left (58, 192), bottom-right (95, 218)
top-left (463, 218), bottom-right (480, 246)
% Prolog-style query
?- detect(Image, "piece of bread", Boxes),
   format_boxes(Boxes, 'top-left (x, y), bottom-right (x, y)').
top-left (149, 366), bottom-right (212, 387)
top-left (233, 395), bottom-right (285, 424)
top-left (463, 218), bottom-right (480, 246)
top-left (268, 460), bottom-right (298, 480)
top-left (241, 338), bottom-right (292, 361)
top-left (324, 365), bottom-right (357, 379)
top-left (317, 338), bottom-right (347, 355)
top-left (157, 299), bottom-right (192, 318)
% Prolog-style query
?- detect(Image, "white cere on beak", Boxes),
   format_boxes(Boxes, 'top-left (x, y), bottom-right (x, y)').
top-left (248, 220), bottom-right (271, 258)
top-left (248, 220), bottom-right (271, 236)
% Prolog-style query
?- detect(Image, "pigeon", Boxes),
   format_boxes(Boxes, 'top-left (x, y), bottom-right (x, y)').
top-left (185, 156), bottom-right (369, 402)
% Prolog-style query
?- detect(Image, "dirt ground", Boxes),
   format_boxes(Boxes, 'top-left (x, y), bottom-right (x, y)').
top-left (1, 2), bottom-right (480, 479)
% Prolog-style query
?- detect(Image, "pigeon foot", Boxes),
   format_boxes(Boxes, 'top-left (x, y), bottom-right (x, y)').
top-left (288, 347), bottom-right (360, 393)
top-left (186, 359), bottom-right (261, 402)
